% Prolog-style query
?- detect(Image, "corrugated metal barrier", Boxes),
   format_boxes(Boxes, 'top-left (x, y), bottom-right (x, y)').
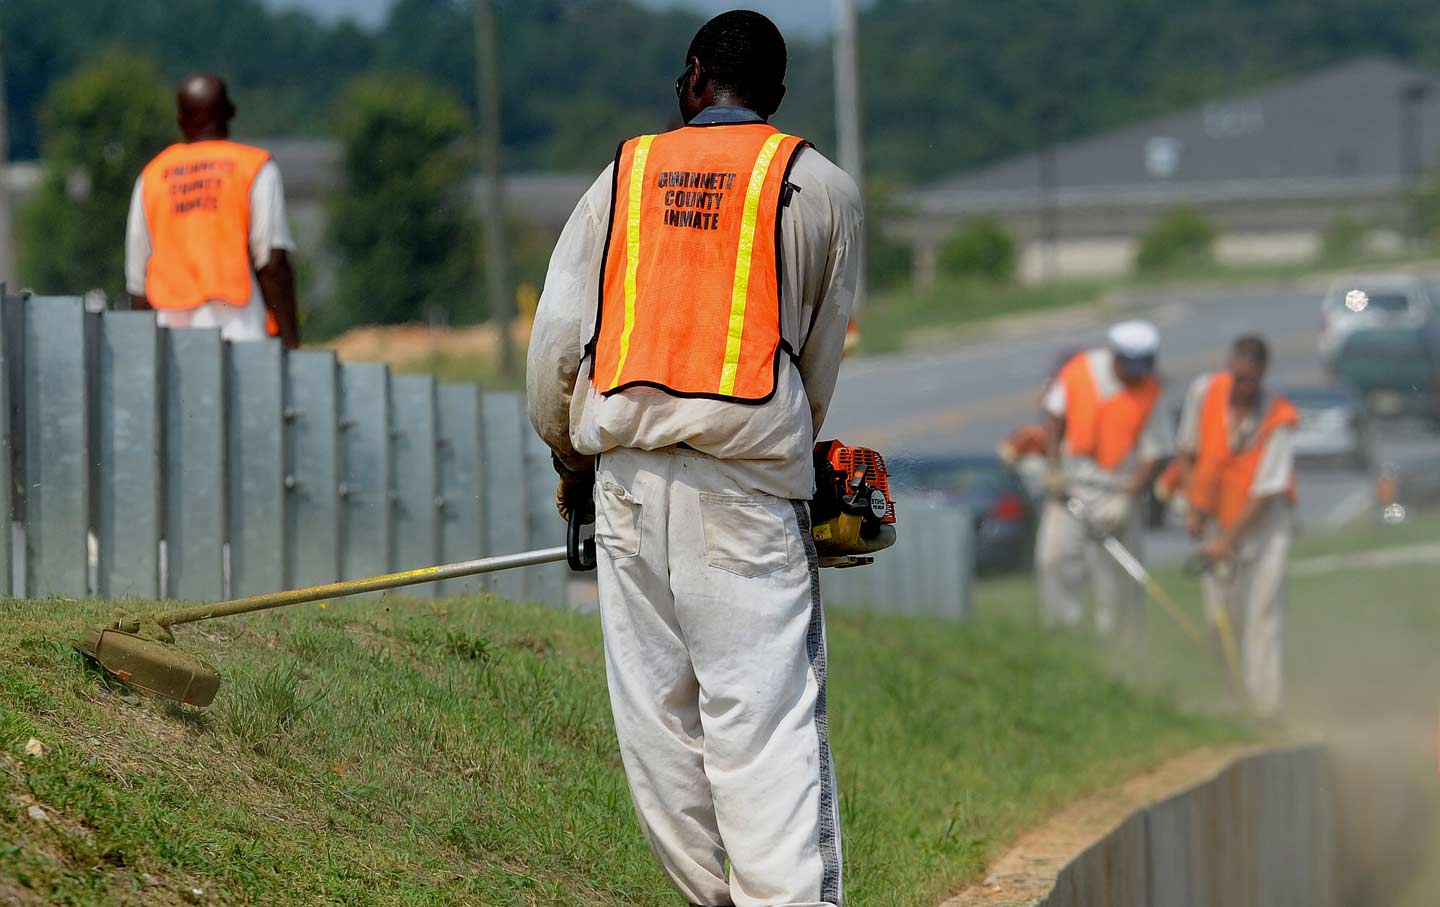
top-left (1, 292), bottom-right (972, 619)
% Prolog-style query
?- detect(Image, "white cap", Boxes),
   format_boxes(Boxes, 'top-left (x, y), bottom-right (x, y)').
top-left (1107, 320), bottom-right (1160, 358)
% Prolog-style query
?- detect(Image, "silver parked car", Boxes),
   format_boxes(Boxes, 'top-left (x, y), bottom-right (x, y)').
top-left (1286, 385), bottom-right (1372, 471)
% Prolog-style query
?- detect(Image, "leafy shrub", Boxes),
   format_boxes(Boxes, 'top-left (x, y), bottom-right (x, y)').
top-left (939, 216), bottom-right (1017, 282)
top-left (1320, 215), bottom-right (1368, 262)
top-left (1134, 207), bottom-right (1215, 273)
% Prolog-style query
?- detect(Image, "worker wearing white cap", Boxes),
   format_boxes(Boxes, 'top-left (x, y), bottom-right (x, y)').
top-left (1035, 320), bottom-right (1174, 637)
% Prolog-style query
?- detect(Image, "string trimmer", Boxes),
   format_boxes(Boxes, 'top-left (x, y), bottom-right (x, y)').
top-left (74, 517), bottom-right (597, 708)
top-left (1064, 496), bottom-right (1245, 689)
top-left (75, 440), bottom-right (902, 709)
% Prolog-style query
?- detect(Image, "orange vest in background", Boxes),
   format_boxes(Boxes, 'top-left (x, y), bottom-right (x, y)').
top-left (1058, 352), bottom-right (1161, 470)
top-left (1188, 372), bottom-right (1298, 529)
top-left (589, 123), bottom-right (810, 403)
top-left (141, 140), bottom-right (271, 313)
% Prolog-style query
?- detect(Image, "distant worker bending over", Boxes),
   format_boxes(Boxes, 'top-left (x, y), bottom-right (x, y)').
top-left (1037, 321), bottom-right (1174, 637)
top-left (527, 11), bottom-right (861, 906)
top-left (126, 73), bottom-right (299, 347)
top-left (1177, 335), bottom-right (1295, 716)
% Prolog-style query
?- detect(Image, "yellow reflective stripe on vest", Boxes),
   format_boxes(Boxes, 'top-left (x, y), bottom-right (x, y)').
top-left (609, 134), bottom-right (656, 389)
top-left (717, 132), bottom-right (789, 397)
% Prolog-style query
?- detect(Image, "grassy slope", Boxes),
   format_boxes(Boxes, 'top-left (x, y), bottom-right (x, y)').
top-left (0, 587), bottom-right (1240, 906)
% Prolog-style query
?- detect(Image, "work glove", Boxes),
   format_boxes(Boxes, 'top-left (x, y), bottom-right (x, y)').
top-left (552, 454), bottom-right (595, 524)
top-left (1089, 494), bottom-right (1133, 536)
top-left (1044, 463), bottom-right (1067, 499)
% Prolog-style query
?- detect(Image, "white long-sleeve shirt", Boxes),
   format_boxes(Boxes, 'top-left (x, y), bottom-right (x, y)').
top-left (526, 118), bottom-right (863, 499)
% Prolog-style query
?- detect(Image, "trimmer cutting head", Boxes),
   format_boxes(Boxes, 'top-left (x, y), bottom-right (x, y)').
top-left (75, 627), bottom-right (222, 707)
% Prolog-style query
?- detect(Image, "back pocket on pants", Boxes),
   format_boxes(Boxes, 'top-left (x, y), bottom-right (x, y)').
top-left (699, 493), bottom-right (790, 578)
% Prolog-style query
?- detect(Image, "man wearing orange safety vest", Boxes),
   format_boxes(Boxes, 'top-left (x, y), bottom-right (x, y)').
top-left (1176, 335), bottom-right (1296, 716)
top-left (125, 73), bottom-right (300, 348)
top-left (1037, 321), bottom-right (1174, 637)
top-left (526, 12), bottom-right (860, 906)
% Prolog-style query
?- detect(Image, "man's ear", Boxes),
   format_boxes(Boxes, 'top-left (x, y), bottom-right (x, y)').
top-left (689, 58), bottom-right (707, 96)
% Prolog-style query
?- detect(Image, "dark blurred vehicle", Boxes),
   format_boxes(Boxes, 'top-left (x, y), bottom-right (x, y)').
top-left (1319, 276), bottom-right (1440, 423)
top-left (1286, 385), bottom-right (1372, 470)
top-left (889, 454), bottom-right (1037, 573)
top-left (1329, 328), bottom-right (1440, 423)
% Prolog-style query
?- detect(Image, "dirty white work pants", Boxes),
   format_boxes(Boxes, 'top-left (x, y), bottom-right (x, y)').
top-left (1035, 496), bottom-right (1143, 638)
top-left (1201, 505), bottom-right (1291, 717)
top-left (593, 446), bottom-right (842, 907)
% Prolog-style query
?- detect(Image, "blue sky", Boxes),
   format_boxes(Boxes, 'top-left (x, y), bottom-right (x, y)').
top-left (265, 0), bottom-right (842, 35)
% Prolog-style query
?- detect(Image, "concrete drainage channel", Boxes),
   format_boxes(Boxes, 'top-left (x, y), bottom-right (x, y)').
top-left (943, 745), bottom-right (1337, 907)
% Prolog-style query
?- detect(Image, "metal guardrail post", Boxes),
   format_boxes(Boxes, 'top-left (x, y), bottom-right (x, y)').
top-left (163, 328), bottom-right (226, 601)
top-left (436, 382), bottom-right (485, 598)
top-left (480, 391), bottom-right (528, 602)
top-left (95, 312), bottom-right (162, 598)
top-left (391, 374), bottom-right (440, 597)
top-left (226, 340), bottom-right (286, 598)
top-left (339, 362), bottom-right (393, 583)
top-left (23, 297), bottom-right (90, 598)
top-left (285, 349), bottom-right (341, 590)
top-left (0, 291), bottom-right (11, 597)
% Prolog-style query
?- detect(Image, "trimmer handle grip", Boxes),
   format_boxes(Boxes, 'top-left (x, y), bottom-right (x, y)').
top-left (567, 513), bottom-right (597, 572)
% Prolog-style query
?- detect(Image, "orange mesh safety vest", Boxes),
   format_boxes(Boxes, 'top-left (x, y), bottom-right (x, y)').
top-left (1187, 372), bottom-right (1298, 529)
top-left (141, 140), bottom-right (271, 314)
top-left (589, 123), bottom-right (810, 403)
top-left (1058, 352), bottom-right (1161, 470)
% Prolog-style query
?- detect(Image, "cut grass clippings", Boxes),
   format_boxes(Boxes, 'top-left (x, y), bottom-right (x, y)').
top-left (0, 590), bottom-right (1241, 906)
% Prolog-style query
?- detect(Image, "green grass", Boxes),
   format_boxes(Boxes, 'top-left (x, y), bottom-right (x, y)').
top-left (0, 586), bottom-right (1241, 906)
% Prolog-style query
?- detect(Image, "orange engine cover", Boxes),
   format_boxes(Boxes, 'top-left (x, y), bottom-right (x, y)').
top-left (815, 440), bottom-right (896, 524)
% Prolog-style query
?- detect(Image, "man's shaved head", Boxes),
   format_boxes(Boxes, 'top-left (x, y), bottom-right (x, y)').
top-left (177, 73), bottom-right (235, 141)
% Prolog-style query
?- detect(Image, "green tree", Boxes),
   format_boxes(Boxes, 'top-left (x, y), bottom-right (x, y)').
top-left (18, 52), bottom-right (171, 299)
top-left (1135, 207), bottom-right (1216, 273)
top-left (323, 75), bottom-right (477, 330)
top-left (938, 216), bottom-right (1017, 282)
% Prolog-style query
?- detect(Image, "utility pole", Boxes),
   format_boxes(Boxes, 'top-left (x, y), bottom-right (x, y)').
top-left (0, 26), bottom-right (15, 289)
top-left (475, 0), bottom-right (514, 377)
top-left (1036, 102), bottom-right (1060, 283)
top-left (1399, 80), bottom-right (1431, 244)
top-left (832, 0), bottom-right (865, 307)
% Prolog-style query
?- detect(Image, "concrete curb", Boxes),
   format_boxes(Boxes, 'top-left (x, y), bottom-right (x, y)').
top-left (941, 744), bottom-right (1336, 907)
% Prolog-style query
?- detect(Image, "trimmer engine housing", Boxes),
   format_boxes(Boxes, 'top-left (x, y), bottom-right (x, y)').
top-left (810, 441), bottom-right (897, 558)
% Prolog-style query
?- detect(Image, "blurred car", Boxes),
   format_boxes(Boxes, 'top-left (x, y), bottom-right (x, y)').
top-left (888, 454), bottom-right (1037, 573)
top-left (1318, 274), bottom-right (1436, 360)
top-left (1330, 327), bottom-right (1440, 422)
top-left (1286, 384), bottom-right (1372, 470)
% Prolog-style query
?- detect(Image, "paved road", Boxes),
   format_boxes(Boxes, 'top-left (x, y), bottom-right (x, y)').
top-left (825, 288), bottom-right (1440, 561)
